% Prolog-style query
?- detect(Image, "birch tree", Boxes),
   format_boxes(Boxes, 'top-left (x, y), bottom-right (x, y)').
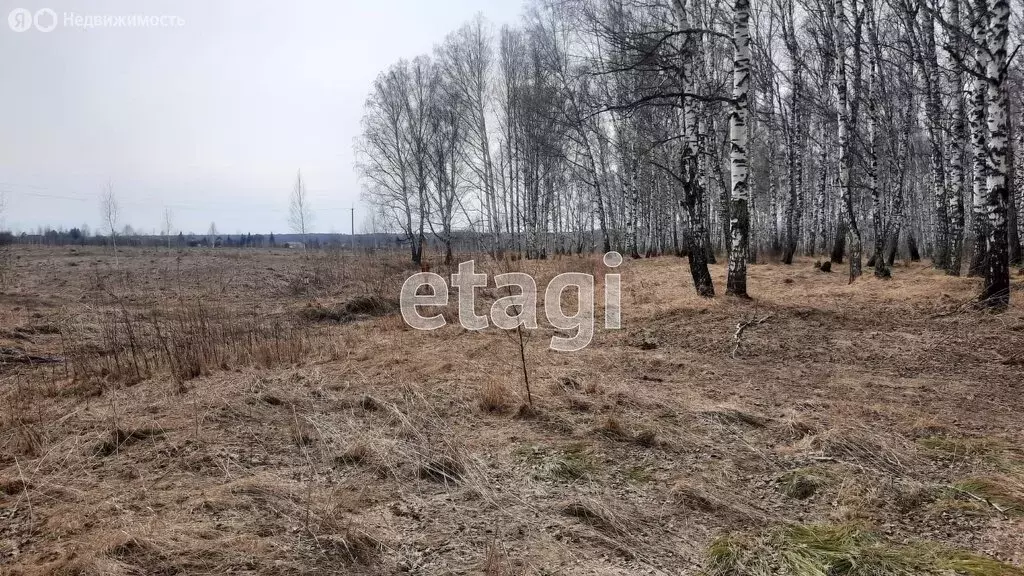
top-left (440, 16), bottom-right (500, 251)
top-left (426, 79), bottom-right (467, 265)
top-left (676, 0), bottom-right (716, 296)
top-left (944, 0), bottom-right (968, 276)
top-left (162, 207), bottom-right (174, 250)
top-left (835, 0), bottom-right (863, 281)
top-left (727, 0), bottom-right (752, 296)
top-left (865, 0), bottom-right (889, 277)
top-left (981, 0), bottom-right (1011, 308)
top-left (968, 0), bottom-right (990, 277)
top-left (288, 170), bottom-right (313, 246)
top-left (779, 0), bottom-right (804, 265)
top-left (358, 63), bottom-right (422, 264)
top-left (101, 181), bottom-right (119, 269)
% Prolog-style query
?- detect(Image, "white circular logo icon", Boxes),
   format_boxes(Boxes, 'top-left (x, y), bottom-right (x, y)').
top-left (8, 8), bottom-right (33, 32)
top-left (34, 8), bottom-right (57, 32)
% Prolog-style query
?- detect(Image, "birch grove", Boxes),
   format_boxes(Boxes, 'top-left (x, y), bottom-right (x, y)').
top-left (357, 0), bottom-right (1021, 308)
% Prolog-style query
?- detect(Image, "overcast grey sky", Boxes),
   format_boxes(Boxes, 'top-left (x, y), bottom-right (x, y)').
top-left (0, 0), bottom-right (523, 235)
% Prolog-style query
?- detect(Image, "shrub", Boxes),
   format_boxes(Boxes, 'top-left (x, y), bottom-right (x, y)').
top-left (62, 296), bottom-right (314, 387)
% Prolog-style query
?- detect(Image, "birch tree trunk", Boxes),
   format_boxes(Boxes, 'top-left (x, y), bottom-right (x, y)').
top-left (587, 132), bottom-right (613, 253)
top-left (811, 143), bottom-right (827, 256)
top-left (968, 0), bottom-right (990, 277)
top-left (811, 24), bottom-right (835, 259)
top-left (866, 0), bottom-right (889, 278)
top-left (625, 169), bottom-right (641, 258)
top-left (1009, 111), bottom-right (1022, 266)
top-left (885, 102), bottom-right (913, 266)
top-left (981, 0), bottom-right (1011, 308)
top-left (945, 0), bottom-right (967, 275)
top-left (717, 120), bottom-right (733, 255)
top-left (835, 0), bottom-right (862, 281)
top-left (675, 0), bottom-right (715, 297)
top-left (618, 118), bottom-right (642, 259)
top-left (920, 0), bottom-right (949, 270)
top-left (698, 119), bottom-right (718, 264)
top-left (1013, 108), bottom-right (1024, 265)
top-left (781, 0), bottom-right (803, 265)
top-left (727, 0), bottom-right (751, 297)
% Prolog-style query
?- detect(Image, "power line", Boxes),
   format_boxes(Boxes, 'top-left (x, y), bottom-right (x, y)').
top-left (0, 186), bottom-right (357, 213)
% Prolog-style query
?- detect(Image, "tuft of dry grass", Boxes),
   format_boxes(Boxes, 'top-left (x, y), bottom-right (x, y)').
top-left (298, 295), bottom-right (399, 324)
top-left (803, 424), bottom-right (919, 473)
top-left (777, 468), bottom-right (825, 500)
top-left (703, 408), bottom-right (771, 428)
top-left (593, 415), bottom-right (658, 446)
top-left (0, 477), bottom-right (29, 495)
top-left (314, 528), bottom-right (384, 565)
top-left (595, 415), bottom-right (629, 439)
top-left (478, 380), bottom-right (511, 413)
top-left (334, 443), bottom-right (372, 466)
top-left (560, 497), bottom-right (630, 536)
top-left (948, 475), bottom-right (1024, 516)
top-left (358, 394), bottom-right (382, 411)
top-left (417, 454), bottom-right (466, 484)
top-left (672, 481), bottom-right (729, 513)
top-left (94, 427), bottom-right (165, 457)
top-left (482, 541), bottom-right (514, 576)
top-left (519, 443), bottom-right (596, 482)
top-left (777, 411), bottom-right (816, 440)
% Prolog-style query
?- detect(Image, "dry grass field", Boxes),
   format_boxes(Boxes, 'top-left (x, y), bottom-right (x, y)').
top-left (1, 245), bottom-right (1023, 575)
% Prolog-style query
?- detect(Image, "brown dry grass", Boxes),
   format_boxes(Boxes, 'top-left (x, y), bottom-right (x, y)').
top-left (1, 246), bottom-right (1023, 574)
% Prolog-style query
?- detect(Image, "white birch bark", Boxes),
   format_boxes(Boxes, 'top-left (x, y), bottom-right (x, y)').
top-left (726, 0), bottom-right (751, 296)
top-left (982, 0), bottom-right (1011, 307)
top-left (968, 0), bottom-right (990, 277)
top-left (866, 0), bottom-right (887, 277)
top-left (673, 0), bottom-right (715, 296)
top-left (834, 0), bottom-right (862, 280)
top-left (944, 0), bottom-right (967, 276)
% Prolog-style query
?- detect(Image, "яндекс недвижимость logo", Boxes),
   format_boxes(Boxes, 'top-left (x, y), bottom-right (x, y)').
top-left (8, 8), bottom-right (184, 32)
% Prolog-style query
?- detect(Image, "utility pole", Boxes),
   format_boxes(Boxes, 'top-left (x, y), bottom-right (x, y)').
top-left (350, 206), bottom-right (355, 251)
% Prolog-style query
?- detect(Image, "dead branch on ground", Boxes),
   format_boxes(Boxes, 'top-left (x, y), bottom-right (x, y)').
top-left (731, 313), bottom-right (773, 359)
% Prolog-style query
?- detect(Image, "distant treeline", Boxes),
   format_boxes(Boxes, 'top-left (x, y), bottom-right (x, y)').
top-left (0, 229), bottom-right (383, 249)
top-left (0, 227), bottom-right (607, 257)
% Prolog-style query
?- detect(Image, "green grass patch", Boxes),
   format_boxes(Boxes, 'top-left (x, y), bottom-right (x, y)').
top-left (517, 443), bottom-right (596, 482)
top-left (950, 476), bottom-right (1024, 516)
top-left (917, 435), bottom-right (1023, 467)
top-left (777, 468), bottom-right (827, 500)
top-left (705, 523), bottom-right (1023, 576)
